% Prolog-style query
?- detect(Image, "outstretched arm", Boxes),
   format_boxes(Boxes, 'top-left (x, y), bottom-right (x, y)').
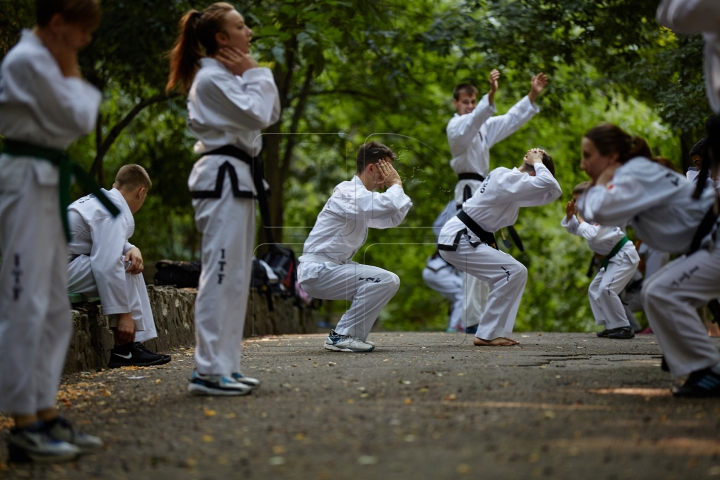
top-left (528, 73), bottom-right (548, 104)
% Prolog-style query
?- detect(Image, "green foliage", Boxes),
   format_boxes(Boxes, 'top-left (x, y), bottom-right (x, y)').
top-left (0, 0), bottom-right (703, 332)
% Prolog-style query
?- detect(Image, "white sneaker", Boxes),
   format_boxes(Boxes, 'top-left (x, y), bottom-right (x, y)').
top-left (45, 417), bottom-right (103, 452)
top-left (231, 372), bottom-right (261, 389)
top-left (324, 330), bottom-right (375, 352)
top-left (188, 371), bottom-right (252, 396)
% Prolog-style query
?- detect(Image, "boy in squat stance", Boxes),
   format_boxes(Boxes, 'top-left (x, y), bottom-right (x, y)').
top-left (439, 149), bottom-right (561, 346)
top-left (298, 142), bottom-right (412, 352)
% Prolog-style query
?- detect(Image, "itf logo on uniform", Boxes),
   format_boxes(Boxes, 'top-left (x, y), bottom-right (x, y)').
top-left (218, 249), bottom-right (227, 284)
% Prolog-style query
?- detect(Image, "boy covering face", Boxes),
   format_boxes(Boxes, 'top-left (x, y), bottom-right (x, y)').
top-left (298, 142), bottom-right (412, 352)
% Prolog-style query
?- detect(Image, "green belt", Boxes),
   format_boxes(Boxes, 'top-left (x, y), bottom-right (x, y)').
top-left (1, 139), bottom-right (120, 241)
top-left (601, 236), bottom-right (629, 269)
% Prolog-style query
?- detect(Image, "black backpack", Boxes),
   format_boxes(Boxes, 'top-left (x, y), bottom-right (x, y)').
top-left (154, 260), bottom-right (202, 288)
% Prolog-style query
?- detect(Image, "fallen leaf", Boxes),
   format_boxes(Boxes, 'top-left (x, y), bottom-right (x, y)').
top-left (273, 445), bottom-right (287, 454)
top-left (202, 435), bottom-right (214, 443)
top-left (457, 464), bottom-right (470, 474)
top-left (444, 394), bottom-right (457, 401)
top-left (404, 398), bottom-right (413, 405)
top-left (155, 379), bottom-right (161, 385)
top-left (358, 455), bottom-right (378, 465)
top-left (347, 399), bottom-right (355, 404)
top-left (204, 409), bottom-right (217, 418)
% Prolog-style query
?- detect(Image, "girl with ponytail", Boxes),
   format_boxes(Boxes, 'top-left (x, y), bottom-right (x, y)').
top-left (576, 122), bottom-right (720, 398)
top-left (167, 3), bottom-right (280, 396)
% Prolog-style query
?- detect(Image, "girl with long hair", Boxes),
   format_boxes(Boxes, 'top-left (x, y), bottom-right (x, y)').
top-left (167, 2), bottom-right (280, 395)
top-left (577, 123), bottom-right (720, 397)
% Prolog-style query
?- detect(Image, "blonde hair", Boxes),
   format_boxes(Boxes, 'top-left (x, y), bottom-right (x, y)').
top-left (115, 165), bottom-right (152, 191)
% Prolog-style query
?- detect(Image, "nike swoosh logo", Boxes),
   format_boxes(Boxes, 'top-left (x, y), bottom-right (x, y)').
top-left (113, 352), bottom-right (132, 359)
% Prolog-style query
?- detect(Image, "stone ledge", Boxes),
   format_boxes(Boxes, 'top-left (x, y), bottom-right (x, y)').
top-left (65, 285), bottom-right (316, 374)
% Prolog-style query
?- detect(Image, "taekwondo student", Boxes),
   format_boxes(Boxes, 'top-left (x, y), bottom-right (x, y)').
top-left (562, 182), bottom-right (640, 339)
top-left (0, 0), bottom-right (105, 462)
top-left (438, 149), bottom-right (561, 346)
top-left (658, 0), bottom-right (720, 195)
top-left (298, 142), bottom-right (412, 352)
top-left (68, 165), bottom-right (170, 368)
top-left (577, 123), bottom-right (720, 397)
top-left (447, 70), bottom-right (548, 334)
top-left (422, 201), bottom-right (464, 332)
top-left (167, 2), bottom-right (280, 395)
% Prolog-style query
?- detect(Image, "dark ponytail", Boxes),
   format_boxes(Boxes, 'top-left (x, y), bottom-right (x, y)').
top-left (693, 115), bottom-right (720, 200)
top-left (584, 123), bottom-right (654, 164)
top-left (166, 2), bottom-right (235, 94)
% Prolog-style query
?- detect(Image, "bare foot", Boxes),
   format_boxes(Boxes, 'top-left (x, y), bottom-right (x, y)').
top-left (473, 337), bottom-right (519, 346)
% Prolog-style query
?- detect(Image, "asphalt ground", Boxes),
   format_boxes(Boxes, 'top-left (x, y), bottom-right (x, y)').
top-left (2, 332), bottom-right (720, 480)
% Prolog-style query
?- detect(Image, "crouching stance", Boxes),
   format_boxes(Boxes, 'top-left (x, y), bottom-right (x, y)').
top-left (578, 123), bottom-right (720, 397)
top-left (438, 149), bottom-right (561, 346)
top-left (298, 142), bottom-right (412, 352)
top-left (562, 182), bottom-right (640, 339)
top-left (68, 165), bottom-right (170, 367)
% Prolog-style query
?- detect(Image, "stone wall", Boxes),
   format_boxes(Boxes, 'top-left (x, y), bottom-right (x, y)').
top-left (65, 286), bottom-right (316, 374)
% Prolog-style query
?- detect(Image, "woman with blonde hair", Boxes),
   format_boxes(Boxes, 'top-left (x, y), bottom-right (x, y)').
top-left (167, 2), bottom-right (280, 395)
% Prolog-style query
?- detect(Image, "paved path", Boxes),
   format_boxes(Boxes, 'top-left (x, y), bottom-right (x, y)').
top-left (2, 332), bottom-right (720, 479)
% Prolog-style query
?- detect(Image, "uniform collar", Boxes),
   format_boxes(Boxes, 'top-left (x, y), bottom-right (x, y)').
top-left (199, 57), bottom-right (230, 74)
top-left (105, 188), bottom-right (135, 235)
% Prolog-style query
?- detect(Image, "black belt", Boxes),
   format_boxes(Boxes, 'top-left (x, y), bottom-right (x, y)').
top-left (689, 202), bottom-right (719, 254)
top-left (190, 145), bottom-right (276, 245)
top-left (456, 210), bottom-right (498, 249)
top-left (458, 173), bottom-right (485, 182)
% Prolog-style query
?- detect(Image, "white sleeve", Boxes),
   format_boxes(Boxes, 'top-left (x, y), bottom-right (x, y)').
top-left (333, 185), bottom-right (413, 228)
top-left (198, 67), bottom-right (280, 132)
top-left (122, 242), bottom-right (135, 256)
top-left (577, 179), bottom-right (651, 226)
top-left (575, 221), bottom-right (599, 241)
top-left (446, 94), bottom-right (497, 152)
top-left (89, 217), bottom-right (131, 315)
top-left (657, 0), bottom-right (720, 34)
top-left (560, 215), bottom-right (580, 235)
top-left (482, 96), bottom-right (539, 147)
top-left (4, 54), bottom-right (101, 136)
top-left (501, 164), bottom-right (562, 206)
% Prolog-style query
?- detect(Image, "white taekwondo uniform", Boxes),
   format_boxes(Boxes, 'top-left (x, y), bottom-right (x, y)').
top-left (187, 58), bottom-right (280, 377)
top-left (561, 215), bottom-right (640, 330)
top-left (0, 30), bottom-right (101, 414)
top-left (657, 0), bottom-right (720, 114)
top-left (67, 188), bottom-right (157, 343)
top-left (438, 164), bottom-right (561, 341)
top-left (298, 176), bottom-right (412, 341)
top-left (447, 94), bottom-right (540, 330)
top-left (423, 201), bottom-right (464, 330)
top-left (578, 157), bottom-right (719, 376)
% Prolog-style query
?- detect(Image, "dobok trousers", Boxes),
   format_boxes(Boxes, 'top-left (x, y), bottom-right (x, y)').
top-left (439, 233), bottom-right (528, 340)
top-left (455, 181), bottom-right (489, 329)
top-left (298, 261), bottom-right (400, 341)
top-left (68, 256), bottom-right (157, 343)
top-left (0, 158), bottom-right (72, 414)
top-left (190, 159), bottom-right (255, 377)
top-left (643, 236), bottom-right (720, 376)
top-left (422, 264), bottom-right (464, 330)
top-left (588, 243), bottom-right (640, 330)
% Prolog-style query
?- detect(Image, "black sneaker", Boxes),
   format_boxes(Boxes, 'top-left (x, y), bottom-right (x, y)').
top-left (134, 342), bottom-right (172, 363)
top-left (673, 368), bottom-right (720, 398)
top-left (107, 342), bottom-right (171, 368)
top-left (597, 326), bottom-right (635, 339)
top-left (465, 325), bottom-right (478, 335)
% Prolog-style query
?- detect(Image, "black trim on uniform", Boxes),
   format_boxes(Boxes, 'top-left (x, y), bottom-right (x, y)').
top-left (190, 144), bottom-right (278, 245)
top-left (458, 173), bottom-right (485, 182)
top-left (437, 228), bottom-right (481, 252)
top-left (189, 161), bottom-right (255, 199)
top-left (457, 210), bottom-right (498, 250)
top-left (689, 203), bottom-right (719, 254)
